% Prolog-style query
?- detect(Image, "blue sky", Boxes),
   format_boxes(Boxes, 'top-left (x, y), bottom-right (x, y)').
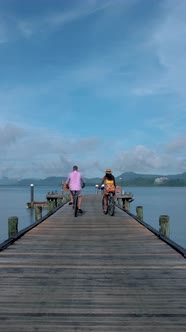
top-left (0, 0), bottom-right (186, 179)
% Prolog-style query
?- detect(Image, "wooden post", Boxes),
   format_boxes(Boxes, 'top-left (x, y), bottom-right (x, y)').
top-left (57, 198), bottom-right (62, 206)
top-left (35, 206), bottom-right (42, 221)
top-left (8, 216), bottom-right (18, 238)
top-left (62, 195), bottom-right (67, 204)
top-left (51, 200), bottom-right (56, 210)
top-left (125, 200), bottom-right (130, 211)
top-left (117, 198), bottom-right (123, 208)
top-left (63, 194), bottom-right (70, 203)
top-left (48, 200), bottom-right (56, 212)
top-left (30, 184), bottom-right (34, 207)
top-left (122, 198), bottom-right (126, 209)
top-left (48, 201), bottom-right (51, 212)
top-left (136, 206), bottom-right (143, 220)
top-left (159, 215), bottom-right (169, 237)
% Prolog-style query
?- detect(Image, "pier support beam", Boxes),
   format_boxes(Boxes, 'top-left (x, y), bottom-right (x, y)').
top-left (35, 206), bottom-right (42, 221)
top-left (159, 215), bottom-right (170, 237)
top-left (124, 200), bottom-right (130, 211)
top-left (57, 198), bottom-right (62, 206)
top-left (136, 206), bottom-right (143, 221)
top-left (117, 198), bottom-right (131, 210)
top-left (48, 200), bottom-right (56, 212)
top-left (8, 216), bottom-right (18, 238)
top-left (117, 198), bottom-right (123, 208)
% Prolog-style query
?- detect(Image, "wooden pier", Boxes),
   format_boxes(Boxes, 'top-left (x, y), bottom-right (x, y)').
top-left (0, 194), bottom-right (186, 331)
top-left (26, 192), bottom-right (64, 208)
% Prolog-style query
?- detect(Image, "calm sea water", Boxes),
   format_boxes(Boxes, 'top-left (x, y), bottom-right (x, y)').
top-left (0, 185), bottom-right (185, 249)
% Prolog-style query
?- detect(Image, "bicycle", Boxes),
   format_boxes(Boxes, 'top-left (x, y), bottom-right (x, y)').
top-left (102, 191), bottom-right (115, 216)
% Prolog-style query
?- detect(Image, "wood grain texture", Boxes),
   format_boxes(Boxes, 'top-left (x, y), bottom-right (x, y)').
top-left (0, 194), bottom-right (186, 332)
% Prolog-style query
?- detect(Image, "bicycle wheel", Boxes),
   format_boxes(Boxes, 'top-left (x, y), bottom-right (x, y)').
top-left (102, 195), bottom-right (104, 211)
top-left (74, 193), bottom-right (78, 217)
top-left (108, 195), bottom-right (115, 216)
top-left (102, 195), bottom-right (107, 214)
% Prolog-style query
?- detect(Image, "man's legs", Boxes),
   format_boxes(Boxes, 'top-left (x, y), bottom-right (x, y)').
top-left (69, 191), bottom-right (73, 205)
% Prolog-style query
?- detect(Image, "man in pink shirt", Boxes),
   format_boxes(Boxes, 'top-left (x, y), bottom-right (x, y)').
top-left (66, 165), bottom-right (85, 213)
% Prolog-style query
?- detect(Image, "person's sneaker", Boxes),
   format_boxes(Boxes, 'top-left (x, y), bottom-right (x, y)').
top-left (78, 209), bottom-right (83, 213)
top-left (69, 202), bottom-right (73, 205)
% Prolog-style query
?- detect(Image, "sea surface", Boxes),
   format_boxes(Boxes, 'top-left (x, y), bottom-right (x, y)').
top-left (0, 185), bottom-right (185, 249)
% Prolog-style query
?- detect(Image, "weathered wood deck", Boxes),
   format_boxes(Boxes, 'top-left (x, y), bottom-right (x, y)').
top-left (0, 194), bottom-right (186, 331)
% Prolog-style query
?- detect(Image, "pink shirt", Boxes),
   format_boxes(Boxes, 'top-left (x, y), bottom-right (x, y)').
top-left (66, 171), bottom-right (85, 191)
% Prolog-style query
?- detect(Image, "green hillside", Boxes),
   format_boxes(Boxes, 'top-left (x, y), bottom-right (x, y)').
top-left (1, 172), bottom-right (186, 187)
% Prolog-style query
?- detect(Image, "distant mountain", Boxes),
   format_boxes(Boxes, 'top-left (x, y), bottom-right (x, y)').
top-left (0, 177), bottom-right (18, 185)
top-left (16, 177), bottom-right (67, 186)
top-left (168, 172), bottom-right (186, 179)
top-left (0, 172), bottom-right (186, 186)
top-left (116, 172), bottom-right (186, 180)
top-left (12, 176), bottom-right (104, 186)
top-left (84, 177), bottom-right (103, 184)
top-left (115, 172), bottom-right (186, 187)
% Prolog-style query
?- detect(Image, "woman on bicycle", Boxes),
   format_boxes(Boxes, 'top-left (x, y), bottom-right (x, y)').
top-left (98, 169), bottom-right (116, 214)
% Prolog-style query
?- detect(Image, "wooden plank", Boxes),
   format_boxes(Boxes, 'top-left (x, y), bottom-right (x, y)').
top-left (0, 194), bottom-right (186, 331)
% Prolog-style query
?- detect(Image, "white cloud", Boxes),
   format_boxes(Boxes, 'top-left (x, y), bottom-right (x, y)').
top-left (142, 0), bottom-right (186, 99)
top-left (0, 124), bottom-right (105, 178)
top-left (0, 0), bottom-right (117, 42)
top-left (0, 124), bottom-right (26, 149)
top-left (116, 145), bottom-right (162, 173)
top-left (165, 136), bottom-right (186, 154)
top-left (114, 142), bottom-right (186, 175)
top-left (0, 1), bottom-right (186, 179)
top-left (0, 121), bottom-right (185, 179)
